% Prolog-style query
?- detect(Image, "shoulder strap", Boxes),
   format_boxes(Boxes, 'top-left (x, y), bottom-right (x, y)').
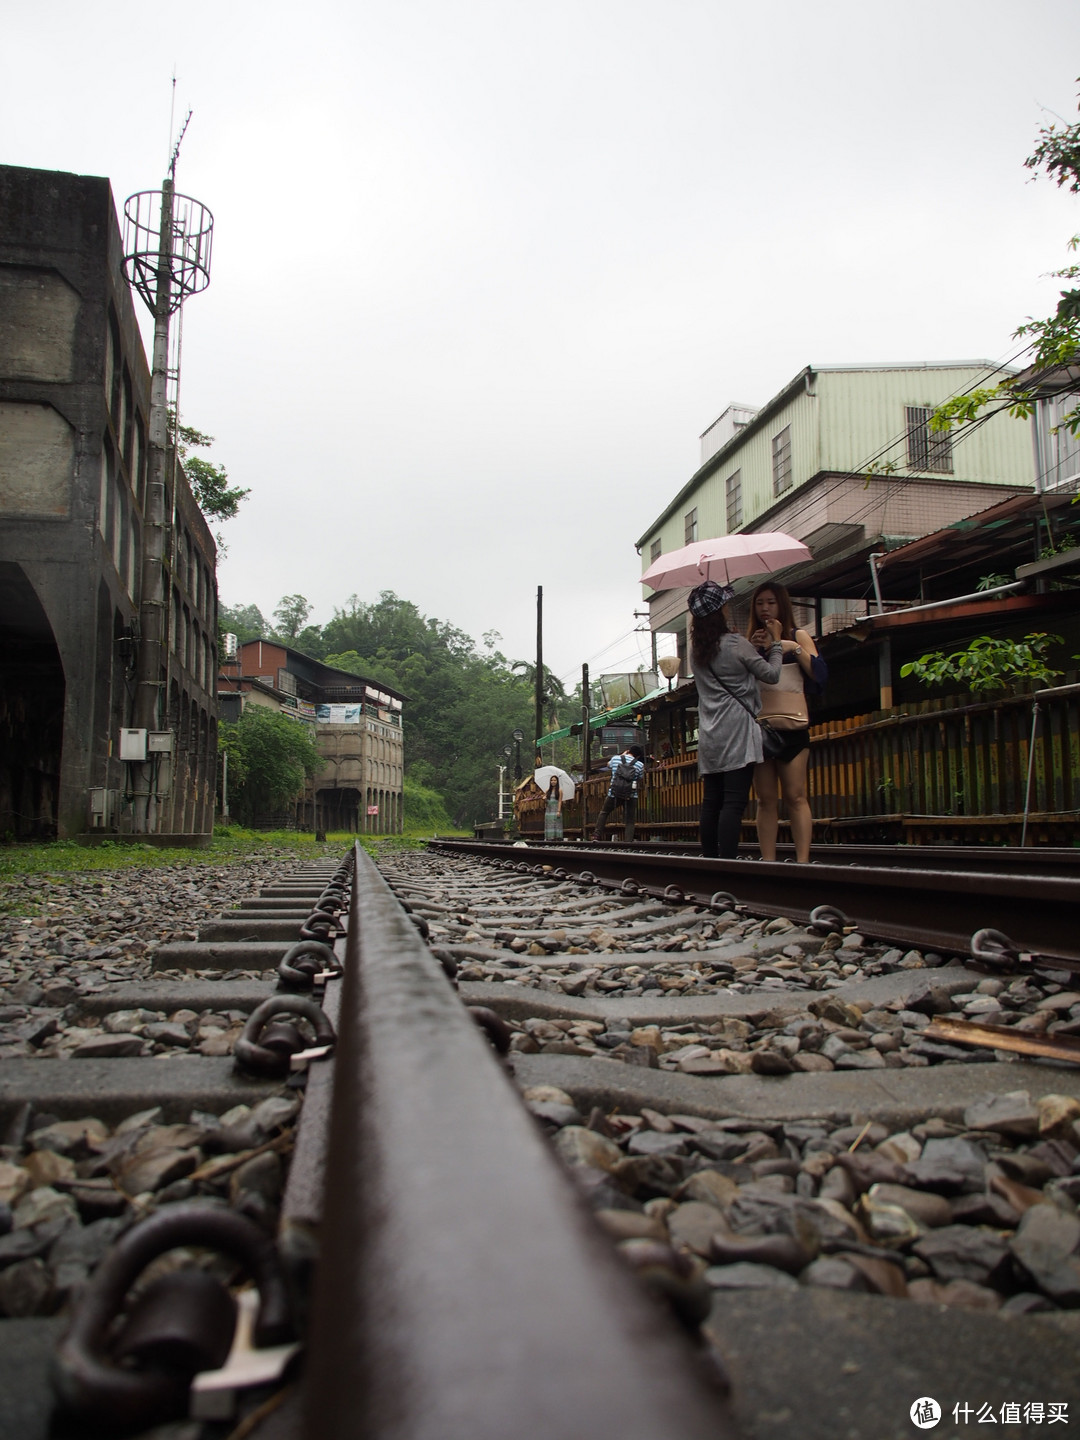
top-left (709, 660), bottom-right (761, 721)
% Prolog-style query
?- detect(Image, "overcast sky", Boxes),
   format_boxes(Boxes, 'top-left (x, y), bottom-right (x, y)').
top-left (5, 1), bottom-right (1080, 685)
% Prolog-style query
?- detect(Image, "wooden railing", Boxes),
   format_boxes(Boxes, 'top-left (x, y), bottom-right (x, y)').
top-left (516, 681), bottom-right (1080, 839)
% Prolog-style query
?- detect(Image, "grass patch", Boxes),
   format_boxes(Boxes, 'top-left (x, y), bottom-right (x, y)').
top-left (0, 825), bottom-right (470, 885)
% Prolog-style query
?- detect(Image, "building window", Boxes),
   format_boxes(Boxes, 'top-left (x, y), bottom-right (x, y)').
top-left (650, 537), bottom-right (662, 563)
top-left (906, 406), bottom-right (953, 473)
top-left (726, 470), bottom-right (742, 531)
top-left (772, 427), bottom-right (792, 495)
top-left (684, 507), bottom-right (698, 545)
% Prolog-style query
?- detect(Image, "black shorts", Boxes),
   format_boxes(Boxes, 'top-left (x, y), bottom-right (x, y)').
top-left (763, 728), bottom-right (809, 766)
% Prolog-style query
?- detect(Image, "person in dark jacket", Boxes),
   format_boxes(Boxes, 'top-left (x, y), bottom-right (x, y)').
top-left (592, 744), bottom-right (645, 842)
top-left (689, 580), bottom-right (781, 858)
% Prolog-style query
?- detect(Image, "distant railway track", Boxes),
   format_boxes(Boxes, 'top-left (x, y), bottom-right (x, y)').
top-left (429, 837), bottom-right (1080, 968)
top-left (4, 839), bottom-right (1080, 1437)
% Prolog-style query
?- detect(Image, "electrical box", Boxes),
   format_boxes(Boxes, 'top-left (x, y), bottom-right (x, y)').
top-left (88, 788), bottom-right (117, 829)
top-left (119, 728), bottom-right (147, 761)
top-left (148, 731), bottom-right (174, 754)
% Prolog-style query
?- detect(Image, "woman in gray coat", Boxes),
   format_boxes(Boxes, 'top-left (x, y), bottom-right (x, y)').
top-left (689, 580), bottom-right (782, 858)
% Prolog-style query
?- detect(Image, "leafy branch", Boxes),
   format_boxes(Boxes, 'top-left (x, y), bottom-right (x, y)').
top-left (899, 633), bottom-right (1063, 696)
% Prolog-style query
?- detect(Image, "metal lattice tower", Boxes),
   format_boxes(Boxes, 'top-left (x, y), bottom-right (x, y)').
top-left (122, 187), bottom-right (213, 316)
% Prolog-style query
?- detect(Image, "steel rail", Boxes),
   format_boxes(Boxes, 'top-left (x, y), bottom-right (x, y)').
top-left (470, 838), bottom-right (1080, 878)
top-left (429, 839), bottom-right (1080, 965)
top-left (302, 844), bottom-right (739, 1440)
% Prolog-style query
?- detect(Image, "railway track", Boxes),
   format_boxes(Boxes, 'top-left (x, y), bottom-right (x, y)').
top-left (2, 841), bottom-right (1080, 1438)
top-left (432, 837), bottom-right (1080, 967)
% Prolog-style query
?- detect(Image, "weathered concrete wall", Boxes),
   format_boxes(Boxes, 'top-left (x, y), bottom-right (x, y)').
top-left (0, 164), bottom-right (217, 839)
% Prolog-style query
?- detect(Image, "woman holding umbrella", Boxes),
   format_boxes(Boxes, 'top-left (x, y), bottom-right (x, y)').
top-left (543, 773), bottom-right (564, 841)
top-left (689, 581), bottom-right (782, 859)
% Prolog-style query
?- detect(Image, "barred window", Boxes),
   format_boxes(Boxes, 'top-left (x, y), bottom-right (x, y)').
top-left (650, 537), bottom-right (662, 563)
top-left (906, 406), bottom-right (953, 473)
top-left (772, 427), bottom-right (792, 495)
top-left (684, 507), bottom-right (698, 545)
top-left (726, 469), bottom-right (742, 531)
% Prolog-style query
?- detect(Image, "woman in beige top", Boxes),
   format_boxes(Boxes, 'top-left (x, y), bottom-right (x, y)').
top-left (747, 581), bottom-right (820, 863)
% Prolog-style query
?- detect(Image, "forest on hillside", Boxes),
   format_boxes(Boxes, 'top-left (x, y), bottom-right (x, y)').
top-left (220, 592), bottom-right (582, 826)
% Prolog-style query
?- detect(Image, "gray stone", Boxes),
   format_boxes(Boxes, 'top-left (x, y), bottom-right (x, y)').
top-left (48, 1216), bottom-right (127, 1270)
top-left (903, 1138), bottom-right (987, 1195)
top-left (143, 1022), bottom-right (193, 1047)
top-left (704, 1261), bottom-right (799, 1291)
top-left (0, 1258), bottom-right (55, 1317)
top-left (626, 1130), bottom-right (689, 1158)
top-left (12, 1188), bottom-right (78, 1230)
top-left (229, 1151), bottom-right (283, 1206)
top-left (1009, 1205), bottom-right (1080, 1306)
top-left (116, 1147), bottom-right (200, 1197)
top-left (526, 1101), bottom-right (583, 1128)
top-left (913, 1225), bottom-right (1012, 1286)
top-left (834, 1049), bottom-right (886, 1071)
top-left (801, 1255), bottom-right (869, 1291)
top-left (71, 1033), bottom-right (145, 1059)
top-left (963, 1090), bottom-right (1039, 1139)
top-left (553, 1126), bottom-right (623, 1172)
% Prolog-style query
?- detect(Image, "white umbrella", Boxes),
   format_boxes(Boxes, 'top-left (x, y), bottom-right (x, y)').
top-left (534, 765), bottom-right (575, 800)
top-left (641, 532), bottom-right (812, 590)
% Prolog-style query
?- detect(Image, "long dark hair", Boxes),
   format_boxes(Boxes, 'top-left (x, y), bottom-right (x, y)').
top-left (690, 608), bottom-right (731, 669)
top-left (746, 581), bottom-right (798, 643)
top-left (546, 776), bottom-right (560, 797)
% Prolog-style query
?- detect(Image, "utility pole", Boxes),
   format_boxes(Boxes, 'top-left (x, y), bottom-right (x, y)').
top-left (580, 662), bottom-right (590, 840)
top-left (535, 584), bottom-right (543, 753)
top-left (131, 177), bottom-right (175, 831)
top-left (123, 109), bottom-right (212, 831)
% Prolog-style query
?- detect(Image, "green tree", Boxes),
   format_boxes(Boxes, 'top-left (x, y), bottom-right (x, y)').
top-left (273, 594), bottom-right (313, 642)
top-left (219, 602), bottom-right (268, 645)
top-left (322, 591), bottom-right (535, 825)
top-left (932, 88), bottom-right (1080, 443)
top-left (219, 706), bottom-right (323, 824)
top-left (899, 633), bottom-right (1063, 696)
top-left (170, 418), bottom-right (250, 522)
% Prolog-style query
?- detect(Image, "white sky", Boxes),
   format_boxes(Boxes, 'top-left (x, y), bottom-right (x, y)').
top-left (5, 1), bottom-right (1080, 685)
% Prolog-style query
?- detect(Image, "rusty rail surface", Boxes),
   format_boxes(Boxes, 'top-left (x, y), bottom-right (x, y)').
top-left (428, 838), bottom-right (1080, 965)
top-left (301, 844), bottom-right (738, 1440)
top-left (471, 837), bottom-right (1080, 878)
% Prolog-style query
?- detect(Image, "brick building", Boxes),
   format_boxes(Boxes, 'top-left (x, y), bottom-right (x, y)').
top-left (219, 641), bottom-right (405, 833)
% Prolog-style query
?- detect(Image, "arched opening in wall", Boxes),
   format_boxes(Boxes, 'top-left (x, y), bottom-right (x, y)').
top-left (316, 787), bottom-right (360, 833)
top-left (0, 562), bottom-right (65, 839)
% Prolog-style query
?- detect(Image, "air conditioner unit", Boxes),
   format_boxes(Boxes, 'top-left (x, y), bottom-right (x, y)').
top-left (224, 632), bottom-right (238, 659)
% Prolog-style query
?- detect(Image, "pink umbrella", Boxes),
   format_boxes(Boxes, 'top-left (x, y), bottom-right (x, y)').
top-left (641, 532), bottom-right (812, 590)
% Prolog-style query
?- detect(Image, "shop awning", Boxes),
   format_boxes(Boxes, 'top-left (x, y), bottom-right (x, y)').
top-left (536, 686), bottom-right (669, 746)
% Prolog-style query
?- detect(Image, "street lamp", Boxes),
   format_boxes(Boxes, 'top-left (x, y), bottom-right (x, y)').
top-left (511, 729), bottom-right (525, 781)
top-left (512, 729), bottom-right (524, 782)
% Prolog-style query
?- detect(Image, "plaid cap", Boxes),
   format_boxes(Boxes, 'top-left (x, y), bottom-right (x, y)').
top-left (687, 580), bottom-right (735, 617)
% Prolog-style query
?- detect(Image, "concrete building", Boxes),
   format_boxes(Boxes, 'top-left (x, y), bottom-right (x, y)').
top-left (638, 363), bottom-right (1036, 667)
top-left (0, 164), bottom-right (217, 840)
top-left (219, 641), bottom-right (406, 833)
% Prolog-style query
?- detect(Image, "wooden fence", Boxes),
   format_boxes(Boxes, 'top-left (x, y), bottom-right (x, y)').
top-left (516, 682), bottom-right (1080, 844)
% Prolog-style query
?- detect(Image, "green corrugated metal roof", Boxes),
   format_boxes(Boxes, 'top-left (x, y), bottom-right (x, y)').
top-left (536, 687), bottom-right (668, 746)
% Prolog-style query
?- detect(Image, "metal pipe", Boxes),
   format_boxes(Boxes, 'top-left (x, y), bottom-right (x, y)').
top-left (867, 551), bottom-right (887, 614)
top-left (1021, 699), bottom-right (1041, 849)
top-left (865, 580), bottom-right (1025, 621)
